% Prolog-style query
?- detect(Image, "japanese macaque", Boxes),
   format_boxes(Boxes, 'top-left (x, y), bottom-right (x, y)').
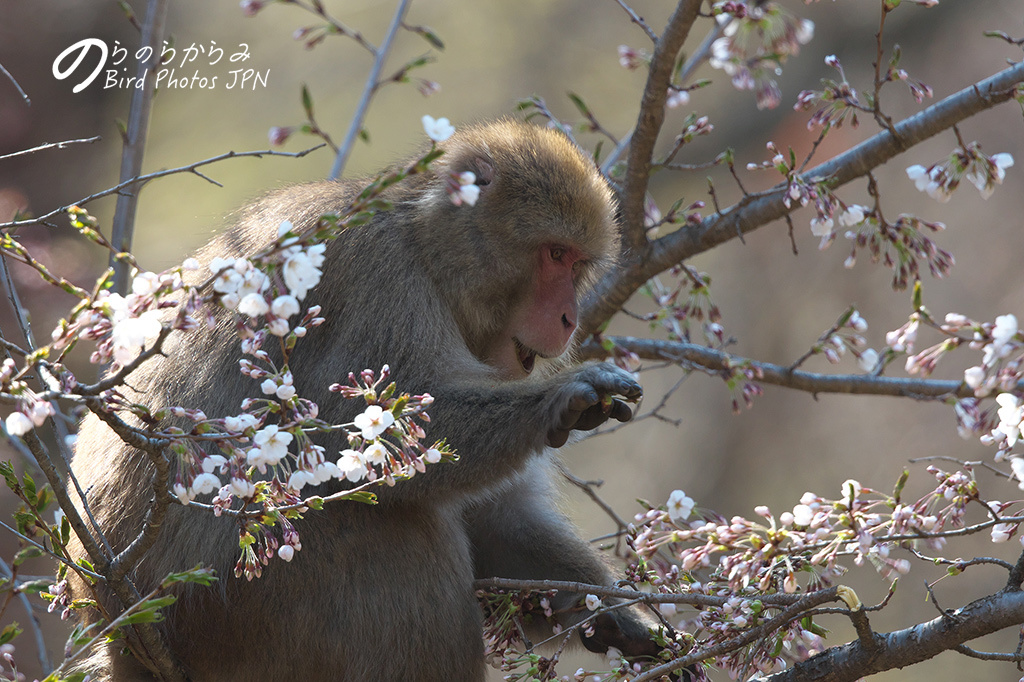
top-left (69, 120), bottom-right (658, 681)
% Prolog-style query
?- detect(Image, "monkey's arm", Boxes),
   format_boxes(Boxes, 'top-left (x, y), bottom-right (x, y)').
top-left (389, 363), bottom-right (640, 500)
top-left (466, 459), bottom-right (662, 660)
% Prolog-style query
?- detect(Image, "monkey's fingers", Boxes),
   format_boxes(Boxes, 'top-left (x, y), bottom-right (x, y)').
top-left (614, 376), bottom-right (643, 402)
top-left (572, 403), bottom-right (611, 431)
top-left (545, 427), bottom-right (572, 448)
top-left (608, 398), bottom-right (634, 423)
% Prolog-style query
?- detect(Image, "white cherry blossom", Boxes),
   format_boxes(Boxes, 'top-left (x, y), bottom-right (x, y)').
top-left (5, 412), bottom-right (32, 436)
top-left (354, 405), bottom-right (395, 441)
top-left (422, 115), bottom-right (455, 142)
top-left (667, 489), bottom-right (695, 522)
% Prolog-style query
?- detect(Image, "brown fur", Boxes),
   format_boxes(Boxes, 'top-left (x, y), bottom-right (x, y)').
top-left (68, 121), bottom-right (651, 681)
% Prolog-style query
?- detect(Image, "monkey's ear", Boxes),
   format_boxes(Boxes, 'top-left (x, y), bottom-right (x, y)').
top-left (471, 157), bottom-right (494, 187)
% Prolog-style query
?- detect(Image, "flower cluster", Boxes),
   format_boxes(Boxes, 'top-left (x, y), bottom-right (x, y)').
top-left (640, 264), bottom-right (723, 346)
top-left (638, 471), bottom-right (982, 598)
top-left (906, 145), bottom-right (1014, 202)
top-left (616, 467), bottom-right (995, 677)
top-left (708, 2), bottom-right (814, 110)
top-left (167, 357), bottom-right (451, 579)
top-left (68, 265), bottom-right (195, 368)
top-left (616, 44), bottom-right (649, 71)
top-left (445, 170), bottom-right (480, 207)
top-left (210, 221), bottom-right (326, 334)
top-left (810, 308), bottom-right (876, 372)
top-left (793, 54), bottom-right (862, 129)
top-left (933, 312), bottom-right (1024, 459)
top-left (839, 209), bottom-right (953, 290)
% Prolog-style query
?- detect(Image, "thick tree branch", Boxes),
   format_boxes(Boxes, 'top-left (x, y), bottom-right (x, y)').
top-left (618, 0), bottom-right (704, 255)
top-left (582, 60), bottom-right (1024, 333)
top-left (762, 587), bottom-right (1024, 682)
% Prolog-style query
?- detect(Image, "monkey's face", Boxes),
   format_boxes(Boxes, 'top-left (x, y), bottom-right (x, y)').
top-left (481, 242), bottom-right (587, 379)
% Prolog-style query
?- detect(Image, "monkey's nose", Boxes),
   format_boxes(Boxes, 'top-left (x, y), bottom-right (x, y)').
top-left (561, 313), bottom-right (576, 332)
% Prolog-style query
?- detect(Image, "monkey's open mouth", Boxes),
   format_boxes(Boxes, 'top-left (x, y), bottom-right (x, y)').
top-left (513, 338), bottom-right (537, 375)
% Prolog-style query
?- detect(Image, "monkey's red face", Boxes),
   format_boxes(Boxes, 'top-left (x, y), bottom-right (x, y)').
top-left (484, 243), bottom-right (585, 379)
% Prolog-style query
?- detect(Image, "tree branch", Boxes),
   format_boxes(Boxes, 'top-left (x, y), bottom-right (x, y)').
top-left (109, 0), bottom-right (169, 295)
top-left (0, 146), bottom-right (325, 232)
top-left (761, 588), bottom-right (1024, 682)
top-left (327, 0), bottom-right (411, 181)
top-left (618, 0), bottom-right (704, 255)
top-left (582, 60), bottom-right (1024, 333)
top-left (579, 336), bottom-right (1012, 399)
top-left (0, 137), bottom-right (100, 162)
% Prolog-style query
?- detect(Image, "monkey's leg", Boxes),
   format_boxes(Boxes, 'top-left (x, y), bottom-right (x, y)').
top-left (465, 458), bottom-right (661, 660)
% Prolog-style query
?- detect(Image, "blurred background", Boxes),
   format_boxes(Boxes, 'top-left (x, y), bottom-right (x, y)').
top-left (1, 0), bottom-right (1023, 679)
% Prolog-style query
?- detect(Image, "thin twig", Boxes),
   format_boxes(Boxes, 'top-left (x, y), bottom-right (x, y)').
top-left (613, 0), bottom-right (658, 42)
top-left (0, 558), bottom-right (50, 674)
top-left (0, 137), bottom-right (100, 162)
top-left (0, 146), bottom-right (325, 232)
top-left (601, 17), bottom-right (725, 176)
top-left (0, 62), bottom-right (30, 106)
top-left (328, 0), bottom-right (411, 181)
top-left (953, 644), bottom-right (1024, 662)
top-left (0, 251), bottom-right (36, 350)
top-left (0, 518), bottom-right (101, 581)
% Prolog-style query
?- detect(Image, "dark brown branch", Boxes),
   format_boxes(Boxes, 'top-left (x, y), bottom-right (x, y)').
top-left (581, 60), bottom-right (1024, 334)
top-left (761, 588), bottom-right (1024, 682)
top-left (19, 431), bottom-right (106, 572)
top-left (618, 0), bottom-right (704, 255)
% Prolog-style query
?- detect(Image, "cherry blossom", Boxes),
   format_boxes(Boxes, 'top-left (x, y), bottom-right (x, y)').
top-left (338, 449), bottom-right (367, 483)
top-left (190, 473), bottom-right (221, 496)
top-left (271, 295), bottom-right (300, 319)
top-left (667, 489), bottom-right (695, 522)
top-left (354, 405), bottom-right (395, 441)
top-left (4, 412), bottom-right (32, 436)
top-left (422, 115), bottom-right (455, 142)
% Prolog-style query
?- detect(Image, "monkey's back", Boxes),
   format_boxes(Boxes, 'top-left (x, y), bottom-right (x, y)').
top-left (68, 179), bottom-right (489, 681)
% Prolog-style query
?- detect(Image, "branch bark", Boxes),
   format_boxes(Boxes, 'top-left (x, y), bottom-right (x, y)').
top-left (618, 0), bottom-right (704, 255)
top-left (582, 60), bottom-right (1024, 334)
top-left (109, 0), bottom-right (169, 295)
top-left (762, 586), bottom-right (1024, 682)
top-left (579, 336), bottom-right (1021, 399)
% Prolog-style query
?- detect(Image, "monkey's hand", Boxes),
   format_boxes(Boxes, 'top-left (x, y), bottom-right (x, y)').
top-left (546, 364), bottom-right (642, 448)
top-left (583, 612), bottom-right (703, 682)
